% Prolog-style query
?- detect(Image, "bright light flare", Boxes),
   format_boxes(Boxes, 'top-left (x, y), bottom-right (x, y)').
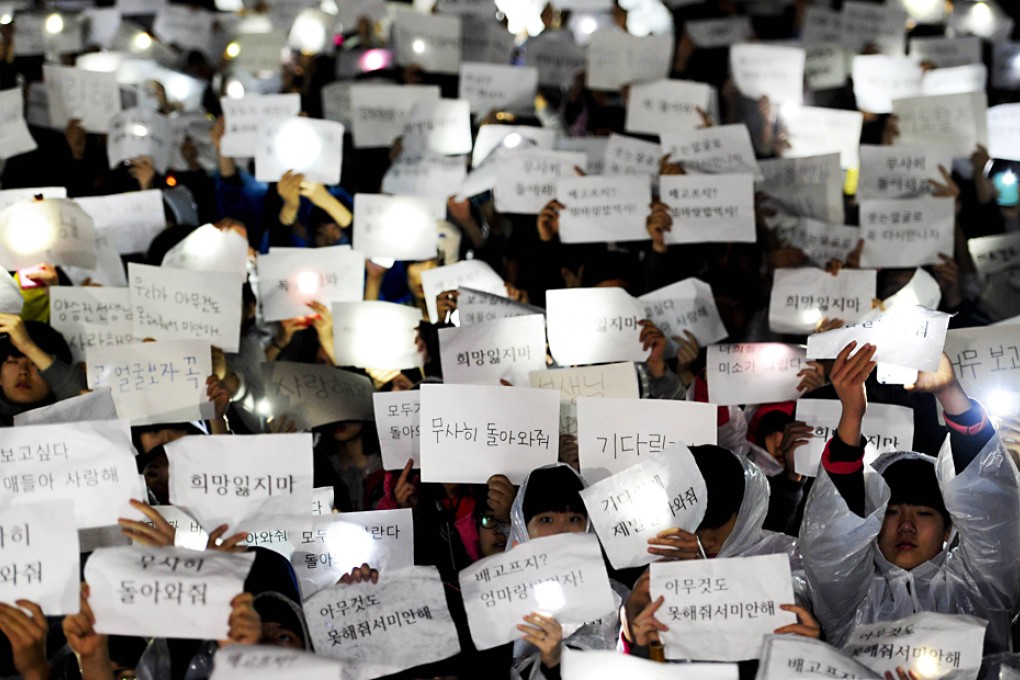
top-left (913, 654), bottom-right (940, 678)
top-left (985, 389), bottom-right (1020, 419)
top-left (502, 132), bottom-right (523, 149)
top-left (578, 16), bottom-right (598, 35)
top-left (44, 13), bottom-right (63, 34)
top-left (130, 124), bottom-right (148, 137)
top-left (6, 213), bottom-right (57, 256)
top-left (132, 32), bottom-right (152, 50)
top-left (412, 38), bottom-right (426, 54)
top-left (290, 9), bottom-right (330, 54)
top-left (295, 271), bottom-right (321, 296)
top-left (359, 48), bottom-right (389, 72)
top-left (0, 14), bottom-right (12, 25)
top-left (225, 41), bottom-right (241, 59)
top-left (370, 257), bottom-right (395, 269)
top-left (532, 581), bottom-right (566, 614)
top-left (1002, 170), bottom-right (1017, 187)
top-left (273, 118), bottom-right (323, 173)
top-left (256, 398), bottom-right (272, 416)
top-left (224, 79), bottom-right (245, 99)
top-left (800, 308), bottom-right (823, 327)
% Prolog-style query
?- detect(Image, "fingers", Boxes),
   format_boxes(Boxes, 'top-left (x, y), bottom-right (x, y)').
top-left (339, 563), bottom-right (379, 585)
top-left (397, 458), bottom-right (414, 486)
top-left (118, 519), bottom-right (172, 546)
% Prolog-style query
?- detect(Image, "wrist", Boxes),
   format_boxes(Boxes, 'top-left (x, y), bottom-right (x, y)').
top-left (647, 359), bottom-right (666, 379)
top-left (935, 380), bottom-right (970, 416)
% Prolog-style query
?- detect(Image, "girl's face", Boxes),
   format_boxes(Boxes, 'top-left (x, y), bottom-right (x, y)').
top-left (526, 510), bottom-right (587, 539)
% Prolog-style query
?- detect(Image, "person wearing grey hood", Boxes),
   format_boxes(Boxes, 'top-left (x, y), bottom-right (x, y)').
top-left (800, 342), bottom-right (1020, 660)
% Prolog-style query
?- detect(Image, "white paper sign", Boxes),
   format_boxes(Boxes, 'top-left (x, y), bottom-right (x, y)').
top-left (757, 635), bottom-right (881, 680)
top-left (305, 566), bottom-right (461, 680)
top-left (0, 500), bottom-right (80, 614)
top-left (0, 187), bottom-right (67, 214)
top-left (459, 533), bottom-right (615, 649)
top-left (461, 16), bottom-right (517, 66)
top-left (992, 43), bottom-right (1020, 91)
top-left (128, 262), bottom-right (243, 352)
top-left (258, 246), bottom-right (366, 322)
top-left (660, 125), bottom-right (759, 176)
top-left (586, 32), bottom-right (672, 91)
top-left (851, 55), bottom-right (922, 114)
top-left (968, 233), bottom-right (1020, 279)
top-left (525, 30), bottom-right (587, 88)
top-left (556, 175), bottom-right (651, 244)
top-left (801, 7), bottom-right (842, 46)
top-left (546, 288), bottom-right (647, 367)
top-left (625, 79), bottom-right (712, 136)
top-left (893, 91), bottom-right (988, 158)
top-left (778, 217), bottom-right (859, 269)
top-left (793, 400), bottom-right (914, 477)
top-left (331, 301), bottom-right (422, 370)
top-left (107, 109), bottom-right (172, 173)
top-left (292, 508), bottom-right (414, 597)
top-left (988, 104), bottom-right (1020, 163)
top-left (471, 124), bottom-right (557, 168)
top-left (707, 343), bottom-right (809, 406)
top-left (603, 133), bottom-right (659, 179)
top-left (806, 305), bottom-right (951, 372)
top-left (13, 387), bottom-right (119, 427)
top-left (86, 340), bottom-right (213, 426)
top-left (44, 64), bottom-right (121, 133)
top-left (353, 193), bottom-right (438, 261)
top-left (211, 646), bottom-right (342, 680)
top-left (659, 174), bottom-right (755, 244)
top-left (255, 117), bottom-right (344, 185)
top-left (769, 269), bottom-right (875, 335)
top-left (640, 278), bottom-right (729, 351)
top-left (530, 363), bottom-right (639, 403)
top-left (842, 613), bottom-right (986, 680)
top-left (840, 1), bottom-right (907, 56)
top-left (50, 287), bottom-right (135, 364)
top-left (686, 17), bottom-right (751, 48)
top-left (580, 443), bottom-right (707, 569)
top-left (86, 546), bottom-right (255, 639)
top-left (758, 155), bottom-right (844, 225)
top-left (564, 648), bottom-right (738, 679)
top-left (650, 554), bottom-right (797, 661)
top-left (459, 62), bottom-right (538, 114)
top-left (373, 391), bottom-right (421, 471)
top-left (421, 259), bottom-right (505, 324)
top-left (167, 433), bottom-right (313, 533)
top-left (153, 5), bottom-right (214, 57)
top-left (402, 99), bottom-right (472, 156)
top-left (161, 224), bottom-right (249, 275)
top-left (419, 384), bottom-right (559, 484)
top-left (909, 36), bottom-right (981, 69)
top-left (0, 198), bottom-right (97, 269)
top-left (921, 64), bottom-right (987, 98)
top-left (858, 197), bottom-right (955, 268)
top-left (262, 362), bottom-right (375, 430)
top-left (382, 151), bottom-right (468, 198)
top-left (494, 149), bottom-right (587, 215)
top-left (0, 420), bottom-right (142, 529)
top-left (577, 398), bottom-right (717, 483)
top-left (231, 31), bottom-right (288, 74)
top-left (944, 325), bottom-right (1020, 400)
top-left (0, 87), bottom-right (37, 160)
top-left (781, 106), bottom-right (863, 170)
top-left (76, 190), bottom-right (166, 255)
top-left (730, 44), bottom-right (805, 105)
top-left (219, 94), bottom-right (301, 158)
top-left (457, 286), bottom-right (544, 326)
top-left (857, 144), bottom-right (954, 200)
top-left (439, 314), bottom-right (547, 387)
top-left (805, 45), bottom-right (848, 91)
top-left (393, 8), bottom-right (461, 75)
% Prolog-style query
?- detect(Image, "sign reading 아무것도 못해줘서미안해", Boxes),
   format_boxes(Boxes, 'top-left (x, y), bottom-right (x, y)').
top-left (304, 565), bottom-right (461, 680)
top-left (0, 500), bottom-right (80, 615)
top-left (85, 545), bottom-right (255, 640)
top-left (418, 384), bottom-right (559, 484)
top-left (579, 443), bottom-right (707, 570)
top-left (459, 533), bottom-right (616, 650)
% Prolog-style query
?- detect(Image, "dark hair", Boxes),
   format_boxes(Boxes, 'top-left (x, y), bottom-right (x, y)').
top-left (754, 410), bottom-right (795, 448)
top-left (522, 466), bottom-right (586, 526)
top-left (690, 445), bottom-right (746, 530)
top-left (881, 458), bottom-right (950, 527)
top-left (0, 321), bottom-right (73, 366)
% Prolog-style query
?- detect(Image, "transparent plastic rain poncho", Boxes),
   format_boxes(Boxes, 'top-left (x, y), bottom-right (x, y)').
top-left (507, 463), bottom-right (628, 680)
top-left (799, 433), bottom-right (1020, 654)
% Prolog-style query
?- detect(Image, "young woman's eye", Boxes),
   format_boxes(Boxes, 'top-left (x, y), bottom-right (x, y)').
top-left (917, 510), bottom-right (933, 517)
top-left (569, 514), bottom-right (585, 523)
top-left (539, 515), bottom-right (553, 523)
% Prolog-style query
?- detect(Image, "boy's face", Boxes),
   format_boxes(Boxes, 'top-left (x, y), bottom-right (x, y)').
top-left (0, 355), bottom-right (50, 404)
top-left (697, 512), bottom-right (738, 558)
top-left (877, 503), bottom-right (949, 570)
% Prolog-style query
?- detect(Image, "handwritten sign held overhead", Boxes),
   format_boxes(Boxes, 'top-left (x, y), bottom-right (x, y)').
top-left (107, 109), bottom-right (172, 173)
top-left (794, 399), bottom-right (914, 477)
top-left (459, 533), bottom-right (615, 649)
top-left (373, 391), bottom-right (421, 470)
top-left (840, 1), bottom-right (907, 55)
top-left (707, 343), bottom-right (808, 406)
top-left (219, 93), bottom-right (301, 158)
top-left (422, 260), bottom-right (505, 323)
top-left (461, 16), bottom-right (517, 65)
top-left (0, 87), bottom-right (37, 160)
top-left (758, 155), bottom-right (845, 225)
top-left (349, 84), bottom-right (441, 149)
top-left (546, 288), bottom-right (647, 367)
top-left (332, 301), bottom-right (423, 370)
top-left (353, 193), bottom-right (438, 261)
top-left (659, 174), bottom-right (755, 244)
top-left (892, 91), bottom-right (989, 158)
top-left (304, 566), bottom-right (461, 680)
top-left (556, 175), bottom-right (651, 244)
top-left (660, 125), bottom-right (759, 177)
top-left (44, 65), bottom-right (121, 133)
top-left (640, 278), bottom-right (728, 350)
top-left (686, 17), bottom-right (751, 48)
top-left (419, 384), bottom-right (559, 484)
top-left (988, 104), bottom-right (1020, 163)
top-left (0, 419), bottom-right (143, 529)
top-left (525, 30), bottom-right (587, 88)
top-left (76, 190), bottom-right (166, 256)
top-left (650, 554), bottom-right (797, 661)
top-left (167, 433), bottom-right (313, 534)
top-left (255, 117), bottom-right (344, 185)
top-left (586, 32), bottom-right (672, 91)
top-left (858, 197), bottom-right (955, 268)
top-left (459, 62), bottom-right (539, 114)
top-left (262, 361), bottom-right (375, 430)
top-left (806, 306), bottom-right (952, 372)
top-left (944, 325), bottom-right (1020, 401)
top-left (439, 314), bottom-right (547, 387)
top-left (128, 262), bottom-right (243, 352)
top-left (402, 99), bottom-right (473, 156)
top-left (494, 149), bottom-right (587, 215)
top-left (857, 144), bottom-right (953, 200)
top-left (625, 79), bottom-right (713, 136)
top-left (530, 363), bottom-right (639, 403)
top-left (257, 246), bottom-right (365, 322)
top-left (730, 44), bottom-right (805, 105)
top-left (393, 8), bottom-right (461, 74)
top-left (0, 500), bottom-right (79, 614)
top-left (0, 198), bottom-right (97, 270)
top-left (909, 36), bottom-right (981, 69)
top-left (577, 398), bottom-right (717, 482)
top-left (458, 286), bottom-right (544, 326)
top-left (851, 55), bottom-right (922, 114)
top-left (50, 287), bottom-right (134, 364)
top-left (382, 152), bottom-right (468, 198)
top-left (86, 546), bottom-right (255, 639)
top-left (780, 106), bottom-right (863, 169)
top-left (581, 444), bottom-right (707, 569)
top-left (768, 269), bottom-right (876, 335)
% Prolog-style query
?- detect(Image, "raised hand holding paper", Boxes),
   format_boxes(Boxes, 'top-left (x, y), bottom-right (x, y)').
top-left (546, 288), bottom-right (647, 366)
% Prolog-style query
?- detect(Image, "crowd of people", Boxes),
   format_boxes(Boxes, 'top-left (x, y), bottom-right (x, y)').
top-left (0, 0), bottom-right (1019, 678)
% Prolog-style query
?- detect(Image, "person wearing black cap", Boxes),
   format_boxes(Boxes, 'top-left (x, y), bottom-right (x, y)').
top-left (800, 342), bottom-right (1020, 656)
top-left (0, 313), bottom-right (86, 425)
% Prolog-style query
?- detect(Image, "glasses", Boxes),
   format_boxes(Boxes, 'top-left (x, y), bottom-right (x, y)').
top-left (479, 512), bottom-right (499, 529)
